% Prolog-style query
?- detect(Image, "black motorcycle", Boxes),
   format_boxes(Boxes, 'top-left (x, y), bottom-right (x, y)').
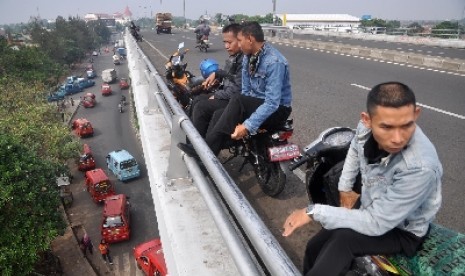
top-left (195, 34), bottom-right (210, 52)
top-left (223, 119), bottom-right (300, 197)
top-left (289, 127), bottom-right (357, 205)
top-left (165, 42), bottom-right (207, 110)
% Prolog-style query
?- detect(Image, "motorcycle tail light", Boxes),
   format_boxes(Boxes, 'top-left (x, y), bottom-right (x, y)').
top-left (272, 130), bottom-right (293, 141)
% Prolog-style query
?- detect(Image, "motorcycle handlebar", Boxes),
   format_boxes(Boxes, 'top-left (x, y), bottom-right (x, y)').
top-left (288, 155), bottom-right (309, 171)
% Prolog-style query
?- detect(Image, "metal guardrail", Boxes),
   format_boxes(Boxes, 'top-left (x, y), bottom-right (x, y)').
top-left (126, 30), bottom-right (301, 275)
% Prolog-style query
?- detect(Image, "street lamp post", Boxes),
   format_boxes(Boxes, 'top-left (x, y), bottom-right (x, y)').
top-left (272, 0), bottom-right (277, 25)
top-left (183, 0), bottom-right (186, 28)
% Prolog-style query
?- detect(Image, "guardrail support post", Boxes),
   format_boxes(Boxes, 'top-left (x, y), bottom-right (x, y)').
top-left (166, 115), bottom-right (190, 180)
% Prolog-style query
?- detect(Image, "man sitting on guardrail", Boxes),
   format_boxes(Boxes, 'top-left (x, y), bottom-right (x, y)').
top-left (179, 21), bottom-right (292, 156)
top-left (190, 23), bottom-right (244, 137)
top-left (282, 82), bottom-right (443, 275)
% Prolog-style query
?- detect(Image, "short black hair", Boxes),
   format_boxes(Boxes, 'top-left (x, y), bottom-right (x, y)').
top-left (222, 23), bottom-right (241, 36)
top-left (367, 82), bottom-right (416, 115)
top-left (240, 21), bottom-right (264, 42)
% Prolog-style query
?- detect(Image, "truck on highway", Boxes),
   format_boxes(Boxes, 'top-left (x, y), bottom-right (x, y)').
top-left (102, 68), bottom-right (117, 83)
top-left (155, 13), bottom-right (172, 34)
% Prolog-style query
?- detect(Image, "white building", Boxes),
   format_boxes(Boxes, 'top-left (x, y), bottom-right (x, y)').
top-left (276, 14), bottom-right (361, 32)
top-left (84, 6), bottom-right (132, 25)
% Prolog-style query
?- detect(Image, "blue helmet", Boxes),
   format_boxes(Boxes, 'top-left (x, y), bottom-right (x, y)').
top-left (199, 58), bottom-right (219, 79)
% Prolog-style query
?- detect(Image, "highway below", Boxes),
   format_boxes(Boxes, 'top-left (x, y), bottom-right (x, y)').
top-left (67, 47), bottom-right (153, 275)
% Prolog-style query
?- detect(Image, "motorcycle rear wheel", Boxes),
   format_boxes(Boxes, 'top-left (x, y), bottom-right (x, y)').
top-left (254, 156), bottom-right (286, 197)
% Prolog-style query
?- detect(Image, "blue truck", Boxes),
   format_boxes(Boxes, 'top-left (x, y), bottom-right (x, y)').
top-left (106, 149), bottom-right (141, 182)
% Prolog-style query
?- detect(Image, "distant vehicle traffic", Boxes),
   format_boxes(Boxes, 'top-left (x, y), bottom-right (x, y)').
top-left (101, 83), bottom-right (112, 96)
top-left (102, 68), bottom-right (117, 83)
top-left (119, 78), bottom-right (129, 90)
top-left (155, 13), bottom-right (172, 34)
top-left (85, 168), bottom-right (115, 203)
top-left (101, 194), bottom-right (131, 243)
top-left (82, 92), bottom-right (96, 108)
top-left (78, 143), bottom-right (96, 171)
top-left (106, 149), bottom-right (141, 181)
top-left (77, 78), bottom-right (95, 89)
top-left (72, 118), bottom-right (94, 138)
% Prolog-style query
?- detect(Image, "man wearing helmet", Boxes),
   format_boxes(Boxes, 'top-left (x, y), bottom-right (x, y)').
top-left (194, 19), bottom-right (211, 44)
top-left (190, 23), bottom-right (244, 137)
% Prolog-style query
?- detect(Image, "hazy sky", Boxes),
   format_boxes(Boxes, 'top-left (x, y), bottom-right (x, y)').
top-left (1, 0), bottom-right (464, 25)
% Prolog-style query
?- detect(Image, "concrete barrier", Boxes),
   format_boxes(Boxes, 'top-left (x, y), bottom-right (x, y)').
top-left (459, 63), bottom-right (465, 72)
top-left (370, 49), bottom-right (384, 59)
top-left (423, 57), bottom-right (444, 69)
top-left (407, 55), bottom-right (425, 66)
top-left (271, 30), bottom-right (465, 72)
top-left (392, 54), bottom-right (409, 63)
top-left (359, 49), bottom-right (372, 56)
top-left (441, 60), bottom-right (462, 71)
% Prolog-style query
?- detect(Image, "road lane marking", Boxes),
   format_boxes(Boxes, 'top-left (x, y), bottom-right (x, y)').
top-left (144, 40), bottom-right (169, 60)
top-left (351, 83), bottom-right (465, 120)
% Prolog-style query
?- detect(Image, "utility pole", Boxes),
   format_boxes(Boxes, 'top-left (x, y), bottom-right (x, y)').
top-left (272, 0), bottom-right (277, 25)
top-left (183, 0), bottom-right (186, 28)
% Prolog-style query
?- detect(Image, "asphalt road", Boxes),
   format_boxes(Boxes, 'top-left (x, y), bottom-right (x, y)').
top-left (293, 32), bottom-right (465, 60)
top-left (140, 26), bottom-right (465, 250)
top-left (70, 28), bottom-right (465, 274)
top-left (67, 46), bottom-right (155, 275)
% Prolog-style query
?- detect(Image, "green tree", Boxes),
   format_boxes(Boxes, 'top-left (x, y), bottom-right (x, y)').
top-left (432, 20), bottom-right (462, 38)
top-left (0, 134), bottom-right (67, 275)
top-left (0, 38), bottom-right (64, 86)
top-left (360, 18), bottom-right (387, 28)
top-left (407, 22), bottom-right (425, 34)
top-left (386, 20), bottom-right (400, 30)
top-left (87, 19), bottom-right (112, 47)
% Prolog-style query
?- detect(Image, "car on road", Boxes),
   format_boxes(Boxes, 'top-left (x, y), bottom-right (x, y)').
top-left (82, 92), bottom-right (96, 108)
top-left (102, 68), bottom-right (117, 83)
top-left (92, 51), bottom-right (98, 56)
top-left (72, 118), bottom-right (94, 138)
top-left (101, 194), bottom-right (131, 243)
top-left (134, 239), bottom-right (167, 276)
top-left (106, 149), bottom-right (141, 181)
top-left (78, 143), bottom-right (96, 171)
top-left (61, 83), bottom-right (83, 96)
top-left (85, 168), bottom-right (115, 203)
top-left (77, 78), bottom-right (95, 89)
top-left (47, 90), bottom-right (66, 102)
top-left (101, 83), bottom-right (112, 96)
top-left (86, 69), bottom-right (97, 79)
top-left (119, 78), bottom-right (129, 90)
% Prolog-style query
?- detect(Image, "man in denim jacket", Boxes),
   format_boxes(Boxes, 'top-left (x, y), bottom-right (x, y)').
top-left (203, 21), bottom-right (292, 155)
top-left (282, 82), bottom-right (442, 275)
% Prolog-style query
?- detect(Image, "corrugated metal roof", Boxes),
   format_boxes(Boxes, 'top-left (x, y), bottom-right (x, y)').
top-left (277, 14), bottom-right (360, 22)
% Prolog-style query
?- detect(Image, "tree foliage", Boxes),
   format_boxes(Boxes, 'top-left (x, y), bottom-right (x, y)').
top-left (0, 134), bottom-right (67, 275)
top-left (29, 16), bottom-right (110, 65)
top-left (360, 18), bottom-right (387, 28)
top-left (0, 22), bottom-right (81, 275)
top-left (0, 38), bottom-right (63, 86)
top-left (407, 22), bottom-right (425, 33)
